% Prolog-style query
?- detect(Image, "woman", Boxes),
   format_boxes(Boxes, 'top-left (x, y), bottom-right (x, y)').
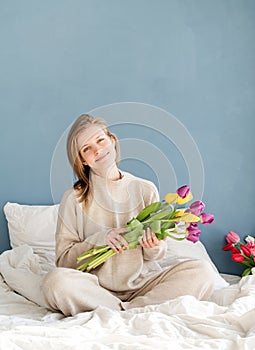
top-left (42, 114), bottom-right (215, 316)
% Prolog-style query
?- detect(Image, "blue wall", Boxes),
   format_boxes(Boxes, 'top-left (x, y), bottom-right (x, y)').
top-left (1, 0), bottom-right (255, 275)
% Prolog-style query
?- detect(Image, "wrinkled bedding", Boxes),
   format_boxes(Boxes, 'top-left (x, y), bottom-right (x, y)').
top-left (0, 245), bottom-right (255, 350)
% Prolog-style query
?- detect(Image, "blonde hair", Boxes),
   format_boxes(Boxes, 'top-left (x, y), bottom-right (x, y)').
top-left (66, 114), bottom-right (120, 206)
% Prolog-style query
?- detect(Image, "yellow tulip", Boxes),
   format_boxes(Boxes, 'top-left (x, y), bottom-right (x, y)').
top-left (175, 210), bottom-right (186, 217)
top-left (176, 192), bottom-right (193, 204)
top-left (179, 213), bottom-right (200, 222)
top-left (164, 193), bottom-right (178, 204)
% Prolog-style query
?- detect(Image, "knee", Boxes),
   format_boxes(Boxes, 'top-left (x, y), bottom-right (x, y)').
top-left (188, 259), bottom-right (215, 279)
top-left (42, 267), bottom-right (70, 296)
top-left (189, 259), bottom-right (217, 292)
top-left (192, 259), bottom-right (213, 273)
top-left (178, 259), bottom-right (215, 287)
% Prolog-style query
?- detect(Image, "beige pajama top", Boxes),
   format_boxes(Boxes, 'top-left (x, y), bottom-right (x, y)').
top-left (55, 170), bottom-right (167, 293)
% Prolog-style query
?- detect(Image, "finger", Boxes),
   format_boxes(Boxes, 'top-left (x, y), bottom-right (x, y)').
top-left (151, 232), bottom-right (159, 245)
top-left (117, 228), bottom-right (127, 234)
top-left (106, 235), bottom-right (123, 252)
top-left (145, 228), bottom-right (154, 246)
top-left (112, 238), bottom-right (125, 253)
top-left (141, 229), bottom-right (151, 248)
top-left (106, 241), bottom-right (118, 253)
top-left (108, 240), bottom-right (123, 253)
top-left (116, 235), bottom-right (129, 249)
top-left (146, 227), bottom-right (159, 245)
top-left (142, 228), bottom-right (159, 248)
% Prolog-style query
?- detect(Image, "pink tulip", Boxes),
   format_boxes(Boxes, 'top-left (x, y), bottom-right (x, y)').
top-left (200, 213), bottom-right (214, 224)
top-left (176, 185), bottom-right (190, 199)
top-left (188, 201), bottom-right (205, 216)
top-left (246, 242), bottom-right (255, 256)
top-left (226, 231), bottom-right (240, 244)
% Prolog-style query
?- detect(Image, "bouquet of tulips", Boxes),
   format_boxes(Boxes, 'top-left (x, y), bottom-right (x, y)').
top-left (223, 231), bottom-right (255, 276)
top-left (77, 185), bottom-right (214, 272)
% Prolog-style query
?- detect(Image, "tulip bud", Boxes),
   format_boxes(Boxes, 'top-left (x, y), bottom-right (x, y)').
top-left (189, 201), bottom-right (205, 216)
top-left (176, 192), bottom-right (193, 205)
top-left (176, 185), bottom-right (190, 198)
top-left (240, 244), bottom-right (251, 257)
top-left (188, 222), bottom-right (198, 230)
top-left (246, 242), bottom-right (255, 256)
top-left (245, 235), bottom-right (255, 243)
top-left (231, 253), bottom-right (244, 263)
top-left (223, 243), bottom-right (234, 251)
top-left (226, 231), bottom-right (240, 244)
top-left (200, 213), bottom-right (214, 224)
top-left (186, 224), bottom-right (201, 243)
top-left (187, 231), bottom-right (201, 243)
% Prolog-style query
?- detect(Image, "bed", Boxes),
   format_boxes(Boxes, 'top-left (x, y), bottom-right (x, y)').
top-left (0, 202), bottom-right (255, 350)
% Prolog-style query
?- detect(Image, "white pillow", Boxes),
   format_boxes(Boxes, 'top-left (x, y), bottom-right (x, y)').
top-left (159, 239), bottom-right (229, 290)
top-left (3, 202), bottom-right (59, 272)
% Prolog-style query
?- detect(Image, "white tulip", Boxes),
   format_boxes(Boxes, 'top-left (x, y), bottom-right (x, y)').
top-left (245, 235), bottom-right (255, 243)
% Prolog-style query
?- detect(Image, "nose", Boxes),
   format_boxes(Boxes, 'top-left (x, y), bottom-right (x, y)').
top-left (93, 143), bottom-right (101, 155)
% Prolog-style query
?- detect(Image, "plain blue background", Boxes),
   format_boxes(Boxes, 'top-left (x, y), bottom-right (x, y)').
top-left (0, 0), bottom-right (254, 275)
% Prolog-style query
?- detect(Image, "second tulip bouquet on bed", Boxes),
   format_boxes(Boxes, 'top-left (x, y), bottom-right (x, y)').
top-left (77, 185), bottom-right (214, 272)
top-left (223, 231), bottom-right (255, 276)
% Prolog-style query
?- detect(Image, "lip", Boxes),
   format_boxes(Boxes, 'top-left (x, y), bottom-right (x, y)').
top-left (96, 152), bottom-right (109, 162)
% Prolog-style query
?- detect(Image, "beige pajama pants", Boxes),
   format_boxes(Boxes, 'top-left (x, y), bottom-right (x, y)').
top-left (42, 260), bottom-right (215, 316)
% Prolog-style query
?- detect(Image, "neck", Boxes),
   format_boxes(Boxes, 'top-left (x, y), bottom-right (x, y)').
top-left (92, 165), bottom-right (121, 181)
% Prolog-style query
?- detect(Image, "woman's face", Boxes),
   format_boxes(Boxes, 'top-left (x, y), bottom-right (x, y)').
top-left (77, 125), bottom-right (116, 171)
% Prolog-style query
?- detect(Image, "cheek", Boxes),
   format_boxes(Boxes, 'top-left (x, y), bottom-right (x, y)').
top-left (80, 152), bottom-right (91, 165)
top-left (103, 138), bottom-right (113, 148)
top-left (108, 141), bottom-right (117, 155)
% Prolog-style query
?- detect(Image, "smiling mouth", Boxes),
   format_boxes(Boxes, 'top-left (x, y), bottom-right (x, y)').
top-left (96, 152), bottom-right (109, 162)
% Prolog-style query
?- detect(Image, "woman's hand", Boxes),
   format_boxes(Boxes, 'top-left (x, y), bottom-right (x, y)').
top-left (105, 228), bottom-right (129, 253)
top-left (140, 227), bottom-right (160, 249)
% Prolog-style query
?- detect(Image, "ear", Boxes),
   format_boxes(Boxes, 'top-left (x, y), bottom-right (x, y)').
top-left (110, 135), bottom-right (116, 144)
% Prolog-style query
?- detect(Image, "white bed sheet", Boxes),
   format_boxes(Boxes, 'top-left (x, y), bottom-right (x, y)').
top-left (0, 246), bottom-right (255, 350)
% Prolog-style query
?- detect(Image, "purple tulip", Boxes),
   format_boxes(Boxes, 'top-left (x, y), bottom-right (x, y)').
top-left (186, 223), bottom-right (201, 243)
top-left (187, 224), bottom-right (201, 243)
top-left (176, 185), bottom-right (190, 199)
top-left (187, 232), bottom-right (201, 243)
top-left (188, 201), bottom-right (205, 216)
top-left (188, 222), bottom-right (199, 230)
top-left (200, 213), bottom-right (214, 224)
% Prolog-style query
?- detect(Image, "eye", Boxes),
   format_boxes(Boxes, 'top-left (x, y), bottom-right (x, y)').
top-left (98, 138), bottom-right (105, 143)
top-left (82, 146), bottom-right (89, 153)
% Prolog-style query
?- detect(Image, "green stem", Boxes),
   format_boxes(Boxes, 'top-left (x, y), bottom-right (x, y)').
top-left (87, 249), bottom-right (116, 271)
top-left (77, 245), bottom-right (109, 262)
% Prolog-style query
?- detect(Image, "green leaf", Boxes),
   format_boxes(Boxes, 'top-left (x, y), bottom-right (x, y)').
top-left (136, 201), bottom-right (162, 222)
top-left (144, 207), bottom-right (173, 222)
top-left (242, 267), bottom-right (252, 277)
top-left (148, 220), bottom-right (161, 233)
top-left (126, 218), bottom-right (143, 231)
top-left (161, 221), bottom-right (175, 230)
top-left (156, 228), bottom-right (169, 240)
top-left (122, 226), bottom-right (143, 244)
top-left (240, 260), bottom-right (254, 268)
